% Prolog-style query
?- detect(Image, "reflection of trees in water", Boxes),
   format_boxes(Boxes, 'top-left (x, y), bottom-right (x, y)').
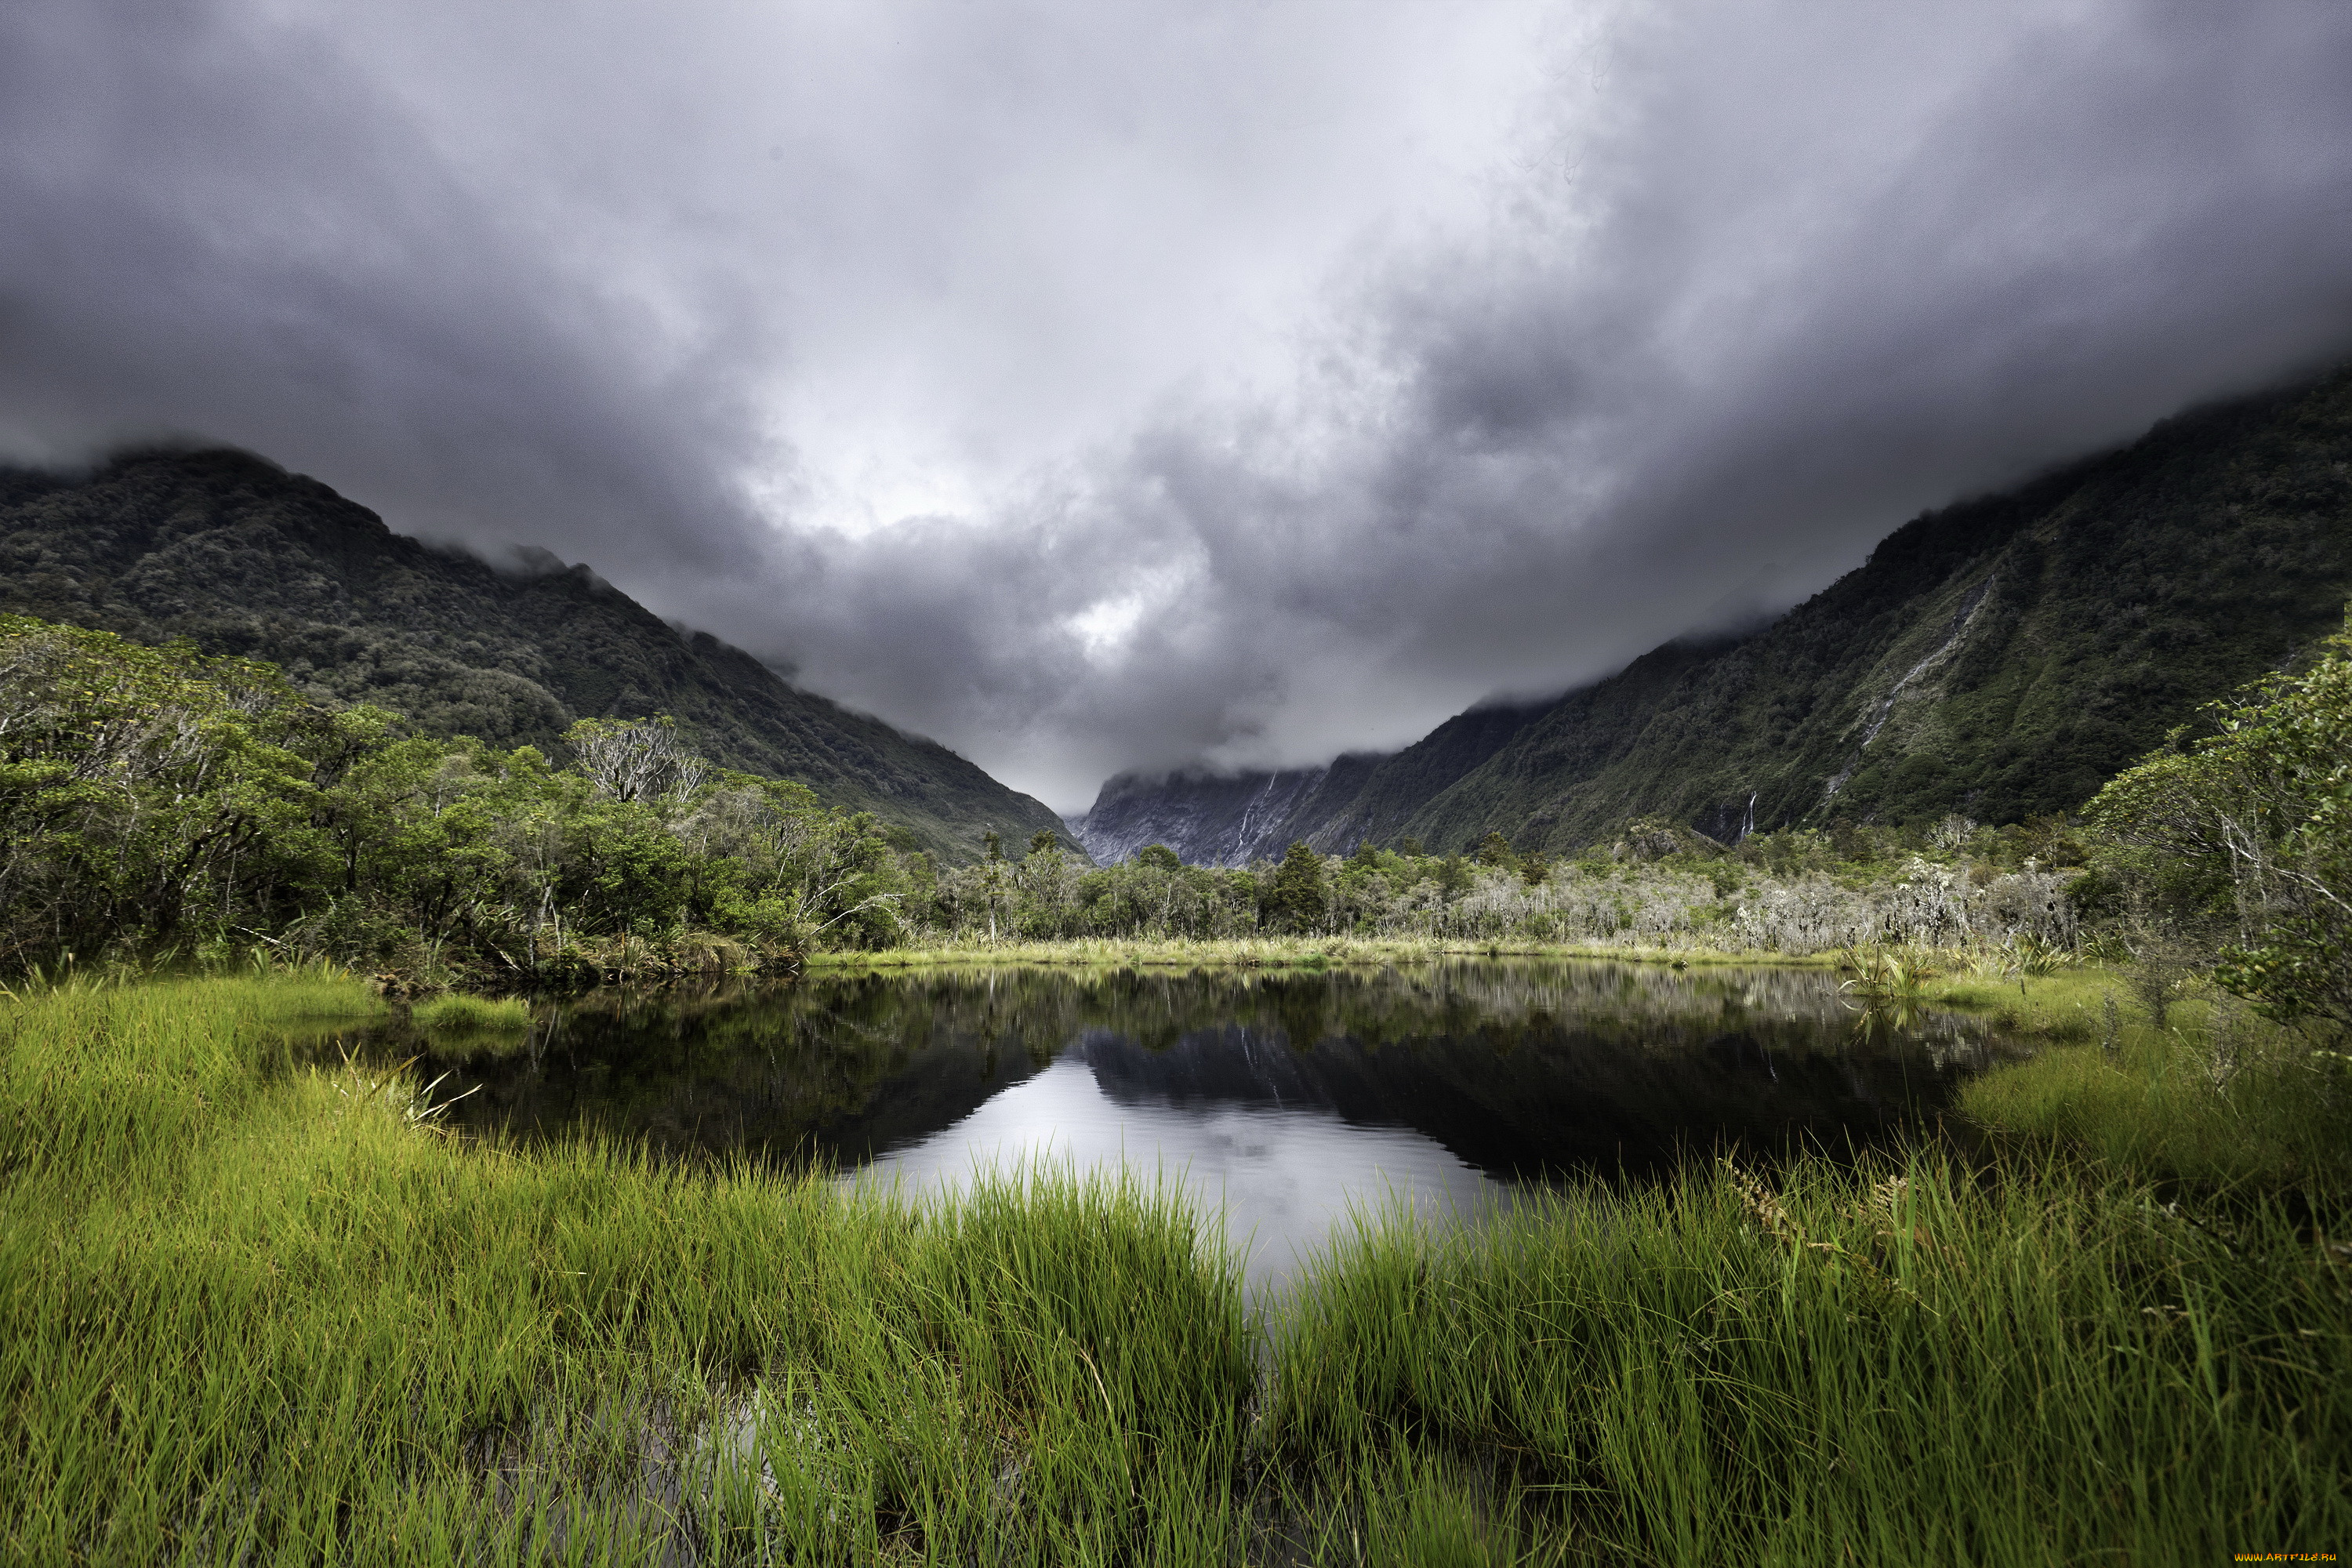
top-left (393, 962), bottom-right (1999, 1169)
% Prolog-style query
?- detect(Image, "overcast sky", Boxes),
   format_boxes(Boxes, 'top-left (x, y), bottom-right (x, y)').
top-left (5, 0), bottom-right (2351, 812)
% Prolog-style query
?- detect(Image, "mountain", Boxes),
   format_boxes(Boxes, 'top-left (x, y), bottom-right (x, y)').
top-left (1080, 364), bottom-right (2352, 863)
top-left (0, 448), bottom-right (1069, 862)
top-left (1077, 699), bottom-right (1552, 867)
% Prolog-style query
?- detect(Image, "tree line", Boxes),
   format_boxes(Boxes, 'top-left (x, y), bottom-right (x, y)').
top-left (3, 608), bottom-right (2347, 1043)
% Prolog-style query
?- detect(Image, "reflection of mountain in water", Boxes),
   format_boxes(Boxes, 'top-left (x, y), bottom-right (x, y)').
top-left (393, 960), bottom-right (1998, 1177)
top-left (1076, 1018), bottom-right (1940, 1181)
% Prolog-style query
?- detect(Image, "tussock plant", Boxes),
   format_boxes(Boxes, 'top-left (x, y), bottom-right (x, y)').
top-left (408, 993), bottom-right (534, 1052)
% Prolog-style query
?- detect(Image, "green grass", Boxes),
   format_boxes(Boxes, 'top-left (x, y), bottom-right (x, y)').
top-left (0, 975), bottom-right (1254, 1563)
top-left (3, 971), bottom-right (2345, 1562)
top-left (1271, 1151), bottom-right (2350, 1563)
top-left (1914, 966), bottom-right (2352, 1191)
top-left (409, 992), bottom-right (533, 1045)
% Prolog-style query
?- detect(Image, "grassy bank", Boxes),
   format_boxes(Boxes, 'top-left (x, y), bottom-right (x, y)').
top-left (806, 934), bottom-right (1838, 973)
top-left (1917, 967), bottom-right (2352, 1192)
top-left (3, 973), bottom-right (2344, 1561)
top-left (1274, 1151), bottom-right (2348, 1563)
top-left (1, 973), bottom-right (1256, 1563)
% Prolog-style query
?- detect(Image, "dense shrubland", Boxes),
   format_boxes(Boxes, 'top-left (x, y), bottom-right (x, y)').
top-left (947, 821), bottom-right (2089, 955)
top-left (0, 615), bottom-right (910, 982)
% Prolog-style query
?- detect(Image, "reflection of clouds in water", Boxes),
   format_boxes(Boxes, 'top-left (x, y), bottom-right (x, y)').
top-left (857, 1056), bottom-right (1500, 1297)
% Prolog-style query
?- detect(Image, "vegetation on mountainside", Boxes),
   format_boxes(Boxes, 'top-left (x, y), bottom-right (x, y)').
top-left (1403, 365), bottom-right (2352, 851)
top-left (0, 448), bottom-right (1068, 861)
top-left (1082, 365), bottom-right (2352, 863)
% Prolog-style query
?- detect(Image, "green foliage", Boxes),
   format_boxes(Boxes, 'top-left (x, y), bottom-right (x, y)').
top-left (1272, 1149), bottom-right (2349, 1562)
top-left (1958, 991), bottom-right (2352, 1192)
top-left (2088, 616), bottom-right (2352, 1039)
top-left (0, 616), bottom-right (328, 967)
top-left (0, 976), bottom-right (1255, 1562)
top-left (0, 619), bottom-right (2129, 972)
top-left (1433, 852), bottom-right (1474, 902)
top-left (0, 615), bottom-right (912, 978)
top-left (1264, 840), bottom-right (1330, 933)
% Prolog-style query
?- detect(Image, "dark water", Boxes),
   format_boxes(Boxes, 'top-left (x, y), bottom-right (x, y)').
top-left (393, 960), bottom-right (2005, 1291)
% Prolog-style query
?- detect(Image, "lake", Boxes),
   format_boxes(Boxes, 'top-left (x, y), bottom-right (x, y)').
top-left (397, 960), bottom-right (2002, 1293)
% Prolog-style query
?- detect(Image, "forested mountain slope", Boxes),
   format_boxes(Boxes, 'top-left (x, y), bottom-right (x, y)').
top-left (1083, 364), bottom-right (2352, 862)
top-left (0, 448), bottom-right (1068, 862)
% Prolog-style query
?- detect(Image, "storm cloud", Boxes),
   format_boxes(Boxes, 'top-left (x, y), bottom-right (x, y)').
top-left (5, 0), bottom-right (2350, 811)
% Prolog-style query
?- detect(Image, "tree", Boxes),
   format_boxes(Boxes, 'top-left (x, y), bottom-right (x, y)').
top-left (0, 613), bottom-right (925, 976)
top-left (1434, 854), bottom-right (1474, 902)
top-left (0, 617), bottom-right (325, 964)
top-left (1014, 829), bottom-right (1076, 935)
top-left (565, 716), bottom-right (708, 804)
top-left (1476, 830), bottom-right (1517, 869)
top-left (1264, 841), bottom-right (1328, 933)
top-left (2086, 616), bottom-right (2352, 1039)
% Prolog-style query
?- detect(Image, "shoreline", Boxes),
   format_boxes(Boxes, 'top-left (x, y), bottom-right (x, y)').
top-left (800, 934), bottom-right (1846, 972)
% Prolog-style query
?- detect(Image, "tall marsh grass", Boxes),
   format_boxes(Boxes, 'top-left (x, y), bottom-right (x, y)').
top-left (1269, 1155), bottom-right (2349, 1563)
top-left (2, 973), bottom-right (2343, 1561)
top-left (1, 977), bottom-right (1251, 1563)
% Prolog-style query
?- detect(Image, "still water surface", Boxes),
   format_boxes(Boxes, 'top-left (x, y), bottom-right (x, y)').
top-left (397, 961), bottom-right (2002, 1292)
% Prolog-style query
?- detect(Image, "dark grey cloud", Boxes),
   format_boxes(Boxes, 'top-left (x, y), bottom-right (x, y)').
top-left (5, 0), bottom-right (2350, 811)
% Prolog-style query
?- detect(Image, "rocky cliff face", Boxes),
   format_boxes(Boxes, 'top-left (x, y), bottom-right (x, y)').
top-left (1077, 761), bottom-right (1365, 867)
top-left (1077, 699), bottom-right (1552, 866)
top-left (1082, 365), bottom-right (2352, 864)
top-left (0, 448), bottom-right (1070, 862)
